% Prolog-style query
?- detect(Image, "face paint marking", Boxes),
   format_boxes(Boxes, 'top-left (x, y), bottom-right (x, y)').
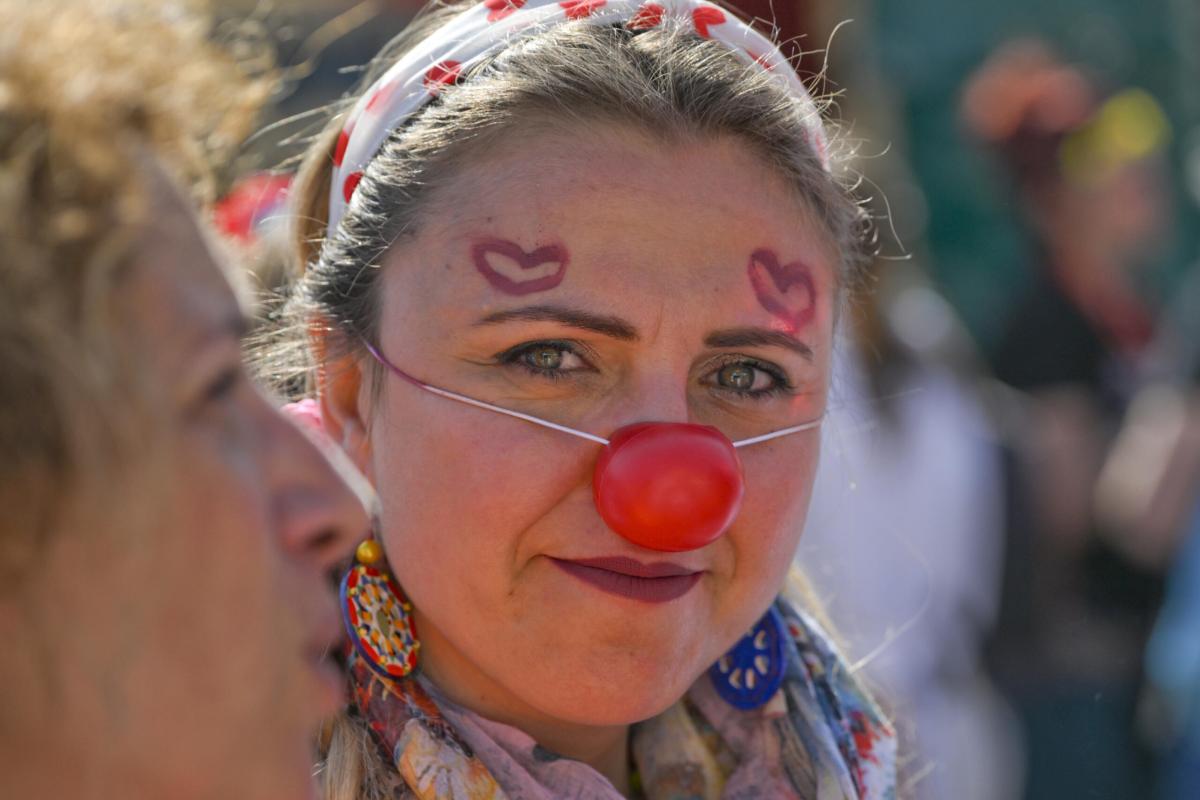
top-left (472, 239), bottom-right (569, 296)
top-left (628, 2), bottom-right (665, 29)
top-left (746, 248), bottom-right (816, 335)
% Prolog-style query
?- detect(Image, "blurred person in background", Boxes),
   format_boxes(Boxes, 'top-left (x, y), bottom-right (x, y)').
top-left (783, 6), bottom-right (1022, 794)
top-left (1146, 492), bottom-right (1200, 799)
top-left (799, 258), bottom-right (1022, 800)
top-left (1141, 259), bottom-right (1200, 800)
top-left (0, 1), bottom-right (367, 797)
top-left (962, 39), bottom-right (1183, 800)
top-left (215, 171), bottom-right (295, 301)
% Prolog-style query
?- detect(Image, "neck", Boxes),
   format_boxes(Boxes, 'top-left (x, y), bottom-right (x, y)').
top-left (414, 611), bottom-right (633, 795)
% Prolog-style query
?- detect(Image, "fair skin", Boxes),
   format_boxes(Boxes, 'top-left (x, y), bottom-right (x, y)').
top-left (323, 124), bottom-right (838, 792)
top-left (0, 162), bottom-right (367, 800)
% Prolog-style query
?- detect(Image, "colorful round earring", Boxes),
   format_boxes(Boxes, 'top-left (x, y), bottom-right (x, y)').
top-left (340, 538), bottom-right (420, 681)
top-left (709, 605), bottom-right (788, 710)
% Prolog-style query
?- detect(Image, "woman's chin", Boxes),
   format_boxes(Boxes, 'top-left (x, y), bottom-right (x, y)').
top-left (513, 657), bottom-right (705, 727)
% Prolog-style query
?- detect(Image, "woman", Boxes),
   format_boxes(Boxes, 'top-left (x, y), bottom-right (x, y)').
top-left (0, 3), bottom-right (366, 798)
top-left (271, 1), bottom-right (896, 796)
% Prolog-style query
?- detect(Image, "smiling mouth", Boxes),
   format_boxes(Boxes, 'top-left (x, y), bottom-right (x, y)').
top-left (549, 556), bottom-right (703, 603)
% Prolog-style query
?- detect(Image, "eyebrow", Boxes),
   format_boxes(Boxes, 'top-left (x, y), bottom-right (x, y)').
top-left (473, 304), bottom-right (640, 341)
top-left (472, 306), bottom-right (813, 360)
top-left (705, 327), bottom-right (815, 361)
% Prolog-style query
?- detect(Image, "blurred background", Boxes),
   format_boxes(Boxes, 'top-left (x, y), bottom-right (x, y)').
top-left (209, 1), bottom-right (1200, 798)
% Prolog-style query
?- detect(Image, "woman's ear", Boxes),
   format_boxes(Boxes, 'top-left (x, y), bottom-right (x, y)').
top-left (312, 326), bottom-right (373, 477)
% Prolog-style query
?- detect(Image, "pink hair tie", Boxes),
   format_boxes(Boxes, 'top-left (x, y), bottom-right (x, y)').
top-left (282, 398), bottom-right (328, 439)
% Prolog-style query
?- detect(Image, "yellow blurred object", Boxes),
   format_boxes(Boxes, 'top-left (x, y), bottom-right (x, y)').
top-left (1061, 88), bottom-right (1171, 182)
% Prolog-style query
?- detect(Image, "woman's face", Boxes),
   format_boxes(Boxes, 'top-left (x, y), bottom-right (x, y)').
top-left (7, 165), bottom-right (367, 799)
top-left (330, 125), bottom-right (837, 726)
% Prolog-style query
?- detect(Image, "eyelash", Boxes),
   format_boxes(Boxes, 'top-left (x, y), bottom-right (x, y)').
top-left (496, 340), bottom-right (794, 400)
top-left (497, 339), bottom-right (590, 383)
top-left (706, 354), bottom-right (795, 400)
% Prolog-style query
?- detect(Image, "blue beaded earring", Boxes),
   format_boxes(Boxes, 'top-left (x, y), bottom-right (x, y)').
top-left (709, 605), bottom-right (788, 710)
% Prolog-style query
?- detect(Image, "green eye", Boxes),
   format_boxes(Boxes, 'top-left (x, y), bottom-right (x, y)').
top-left (499, 341), bottom-right (590, 380)
top-left (525, 346), bottom-right (565, 370)
top-left (706, 357), bottom-right (793, 400)
top-left (717, 363), bottom-right (756, 391)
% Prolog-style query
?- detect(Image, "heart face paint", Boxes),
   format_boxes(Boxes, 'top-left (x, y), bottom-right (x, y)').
top-left (746, 248), bottom-right (816, 335)
top-left (472, 238), bottom-right (568, 296)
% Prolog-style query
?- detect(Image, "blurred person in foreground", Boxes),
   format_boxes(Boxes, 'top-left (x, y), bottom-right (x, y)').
top-left (0, 2), bottom-right (367, 798)
top-left (963, 39), bottom-right (1181, 800)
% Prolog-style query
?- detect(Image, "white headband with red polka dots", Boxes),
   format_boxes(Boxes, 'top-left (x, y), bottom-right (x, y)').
top-left (326, 0), bottom-right (830, 238)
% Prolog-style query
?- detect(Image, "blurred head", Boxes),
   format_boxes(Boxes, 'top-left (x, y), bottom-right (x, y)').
top-left (962, 39), bottom-right (1172, 261)
top-left (273, 0), bottom-right (866, 742)
top-left (0, 3), bottom-right (366, 798)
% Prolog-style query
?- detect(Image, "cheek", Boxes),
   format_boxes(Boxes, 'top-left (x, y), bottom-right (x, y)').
top-left (369, 391), bottom-right (595, 593)
top-left (104, 438), bottom-right (309, 779)
top-left (731, 437), bottom-right (819, 589)
top-left (152, 438), bottom-right (288, 682)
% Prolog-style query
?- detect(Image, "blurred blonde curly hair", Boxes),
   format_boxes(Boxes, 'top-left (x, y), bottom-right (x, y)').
top-left (0, 0), bottom-right (272, 584)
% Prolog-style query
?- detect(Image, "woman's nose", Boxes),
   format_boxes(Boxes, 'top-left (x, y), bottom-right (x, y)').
top-left (269, 408), bottom-right (370, 573)
top-left (593, 421), bottom-right (745, 552)
top-left (592, 374), bottom-right (745, 552)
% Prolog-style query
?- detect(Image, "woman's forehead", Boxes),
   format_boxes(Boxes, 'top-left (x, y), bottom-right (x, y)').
top-left (123, 166), bottom-right (243, 371)
top-left (384, 126), bottom-right (838, 325)
top-left (425, 123), bottom-right (811, 232)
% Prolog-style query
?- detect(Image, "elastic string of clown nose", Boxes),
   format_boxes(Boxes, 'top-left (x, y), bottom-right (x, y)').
top-left (363, 342), bottom-right (610, 445)
top-left (362, 341), bottom-right (823, 447)
top-left (364, 341), bottom-right (825, 552)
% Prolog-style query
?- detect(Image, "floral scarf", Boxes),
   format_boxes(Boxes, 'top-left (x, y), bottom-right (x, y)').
top-left (349, 597), bottom-right (896, 799)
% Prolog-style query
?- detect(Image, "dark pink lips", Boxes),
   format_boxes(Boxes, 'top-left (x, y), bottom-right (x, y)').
top-left (550, 556), bottom-right (702, 603)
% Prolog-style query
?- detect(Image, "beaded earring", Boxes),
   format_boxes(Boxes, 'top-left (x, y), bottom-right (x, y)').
top-left (709, 605), bottom-right (788, 710)
top-left (340, 538), bottom-right (420, 680)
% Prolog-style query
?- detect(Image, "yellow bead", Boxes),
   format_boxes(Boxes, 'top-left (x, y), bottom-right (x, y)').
top-left (356, 539), bottom-right (384, 565)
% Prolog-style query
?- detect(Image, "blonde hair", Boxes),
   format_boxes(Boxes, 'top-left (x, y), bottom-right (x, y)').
top-left (0, 0), bottom-right (270, 585)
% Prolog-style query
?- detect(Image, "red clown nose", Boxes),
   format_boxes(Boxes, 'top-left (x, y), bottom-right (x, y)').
top-left (593, 422), bottom-right (745, 552)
